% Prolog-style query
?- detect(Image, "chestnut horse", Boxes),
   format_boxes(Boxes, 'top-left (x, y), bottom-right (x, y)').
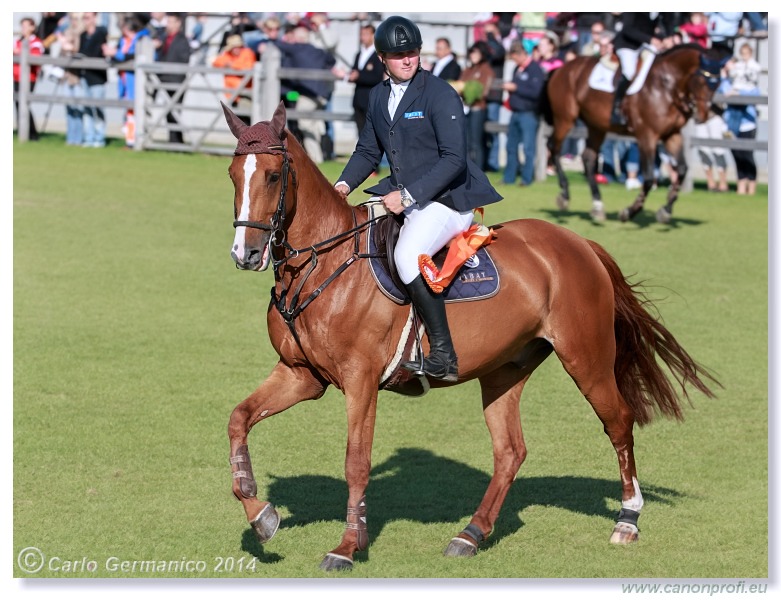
top-left (542, 44), bottom-right (720, 223)
top-left (223, 101), bottom-right (717, 571)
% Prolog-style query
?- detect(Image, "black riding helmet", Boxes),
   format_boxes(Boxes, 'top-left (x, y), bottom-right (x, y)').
top-left (374, 15), bottom-right (423, 54)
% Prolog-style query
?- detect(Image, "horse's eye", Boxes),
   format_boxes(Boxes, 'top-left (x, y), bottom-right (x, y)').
top-left (269, 172), bottom-right (281, 183)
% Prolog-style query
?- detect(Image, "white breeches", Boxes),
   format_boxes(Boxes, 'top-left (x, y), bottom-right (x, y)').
top-left (616, 48), bottom-right (640, 80)
top-left (392, 200), bottom-right (474, 285)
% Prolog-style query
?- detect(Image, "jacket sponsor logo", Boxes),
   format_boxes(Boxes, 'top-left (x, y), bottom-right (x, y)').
top-left (404, 111), bottom-right (424, 119)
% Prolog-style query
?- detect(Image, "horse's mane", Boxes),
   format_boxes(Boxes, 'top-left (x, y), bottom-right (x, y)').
top-left (654, 43), bottom-right (709, 81)
top-left (658, 42), bottom-right (706, 59)
top-left (282, 126), bottom-right (352, 208)
top-left (285, 128), bottom-right (350, 218)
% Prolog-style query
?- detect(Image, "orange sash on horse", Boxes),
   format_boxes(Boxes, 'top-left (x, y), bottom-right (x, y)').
top-left (418, 208), bottom-right (497, 293)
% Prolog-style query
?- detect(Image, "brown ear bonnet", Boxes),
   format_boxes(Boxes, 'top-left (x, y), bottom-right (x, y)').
top-left (221, 100), bottom-right (289, 157)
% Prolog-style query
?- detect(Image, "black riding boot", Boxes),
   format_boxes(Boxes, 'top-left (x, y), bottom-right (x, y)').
top-left (402, 275), bottom-right (458, 382)
top-left (610, 75), bottom-right (631, 127)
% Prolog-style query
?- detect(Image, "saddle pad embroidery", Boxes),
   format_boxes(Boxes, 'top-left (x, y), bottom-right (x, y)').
top-left (366, 215), bottom-right (500, 305)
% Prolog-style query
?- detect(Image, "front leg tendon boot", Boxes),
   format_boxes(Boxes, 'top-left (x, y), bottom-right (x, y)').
top-left (402, 275), bottom-right (458, 382)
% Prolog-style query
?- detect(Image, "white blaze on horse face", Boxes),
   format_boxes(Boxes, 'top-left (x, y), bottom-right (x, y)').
top-left (232, 154), bottom-right (257, 260)
top-left (622, 476), bottom-right (644, 512)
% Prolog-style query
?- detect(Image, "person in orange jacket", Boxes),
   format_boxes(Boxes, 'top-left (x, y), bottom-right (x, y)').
top-left (212, 34), bottom-right (257, 124)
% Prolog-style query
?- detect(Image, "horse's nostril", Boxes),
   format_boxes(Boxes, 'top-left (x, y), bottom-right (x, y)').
top-left (246, 249), bottom-right (261, 266)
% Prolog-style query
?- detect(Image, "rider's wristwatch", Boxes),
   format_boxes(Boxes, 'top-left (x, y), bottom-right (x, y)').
top-left (400, 188), bottom-right (414, 208)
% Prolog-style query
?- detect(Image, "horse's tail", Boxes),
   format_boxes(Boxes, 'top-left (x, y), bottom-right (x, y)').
top-left (539, 76), bottom-right (554, 126)
top-left (587, 240), bottom-right (720, 426)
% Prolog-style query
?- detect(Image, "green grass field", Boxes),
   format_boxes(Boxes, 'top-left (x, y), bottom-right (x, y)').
top-left (12, 135), bottom-right (768, 581)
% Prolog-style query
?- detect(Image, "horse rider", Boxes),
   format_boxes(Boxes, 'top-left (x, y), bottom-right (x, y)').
top-left (706, 12), bottom-right (744, 63)
top-left (609, 13), bottom-right (667, 127)
top-left (334, 15), bottom-right (502, 382)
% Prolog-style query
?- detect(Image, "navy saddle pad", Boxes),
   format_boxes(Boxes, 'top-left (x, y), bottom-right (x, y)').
top-left (366, 214), bottom-right (500, 304)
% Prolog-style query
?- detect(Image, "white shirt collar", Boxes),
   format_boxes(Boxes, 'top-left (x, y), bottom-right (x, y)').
top-left (390, 80), bottom-right (410, 93)
top-left (432, 54), bottom-right (453, 77)
top-left (388, 80), bottom-right (410, 118)
top-left (357, 44), bottom-right (376, 70)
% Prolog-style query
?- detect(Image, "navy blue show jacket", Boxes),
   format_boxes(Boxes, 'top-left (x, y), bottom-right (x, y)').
top-left (338, 68), bottom-right (502, 212)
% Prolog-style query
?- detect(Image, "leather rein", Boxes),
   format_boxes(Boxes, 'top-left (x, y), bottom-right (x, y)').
top-left (232, 146), bottom-right (386, 348)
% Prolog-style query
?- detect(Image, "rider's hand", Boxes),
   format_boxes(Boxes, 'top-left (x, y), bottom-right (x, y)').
top-left (334, 182), bottom-right (350, 198)
top-left (381, 190), bottom-right (405, 215)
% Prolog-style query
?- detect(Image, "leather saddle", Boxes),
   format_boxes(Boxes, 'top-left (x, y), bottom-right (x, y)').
top-left (365, 203), bottom-right (500, 305)
top-left (373, 212), bottom-right (406, 294)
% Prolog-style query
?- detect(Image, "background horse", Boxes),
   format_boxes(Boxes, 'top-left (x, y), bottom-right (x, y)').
top-left (542, 44), bottom-right (719, 223)
top-left (223, 101), bottom-right (717, 571)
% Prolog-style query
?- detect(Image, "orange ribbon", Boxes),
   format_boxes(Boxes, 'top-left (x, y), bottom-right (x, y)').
top-left (419, 208), bottom-right (496, 293)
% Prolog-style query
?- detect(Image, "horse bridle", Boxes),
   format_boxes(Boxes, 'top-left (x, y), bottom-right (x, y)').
top-left (231, 145), bottom-right (385, 349)
top-left (232, 144), bottom-right (294, 255)
top-left (698, 67), bottom-right (721, 91)
top-left (676, 67), bottom-right (718, 118)
top-left (689, 58), bottom-right (722, 114)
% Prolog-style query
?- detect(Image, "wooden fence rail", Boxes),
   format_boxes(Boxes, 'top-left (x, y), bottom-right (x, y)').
top-left (14, 39), bottom-right (768, 188)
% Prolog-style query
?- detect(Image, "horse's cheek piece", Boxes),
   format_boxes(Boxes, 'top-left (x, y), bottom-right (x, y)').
top-left (345, 496), bottom-right (368, 551)
top-left (230, 444), bottom-right (258, 499)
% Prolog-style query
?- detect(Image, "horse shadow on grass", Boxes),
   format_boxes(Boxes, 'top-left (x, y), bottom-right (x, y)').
top-left (241, 447), bottom-right (683, 561)
top-left (538, 207), bottom-right (706, 230)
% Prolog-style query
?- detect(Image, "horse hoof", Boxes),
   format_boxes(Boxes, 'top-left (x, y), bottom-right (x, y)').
top-left (590, 207), bottom-right (606, 223)
top-left (618, 208), bottom-right (631, 223)
top-left (656, 207), bottom-right (672, 224)
top-left (609, 522), bottom-right (639, 545)
top-left (250, 503), bottom-right (280, 544)
top-left (319, 553), bottom-right (354, 572)
top-left (556, 194), bottom-right (570, 211)
top-left (443, 536), bottom-right (478, 558)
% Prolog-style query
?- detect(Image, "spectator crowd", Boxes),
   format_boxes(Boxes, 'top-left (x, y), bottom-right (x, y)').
top-left (14, 11), bottom-right (767, 192)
